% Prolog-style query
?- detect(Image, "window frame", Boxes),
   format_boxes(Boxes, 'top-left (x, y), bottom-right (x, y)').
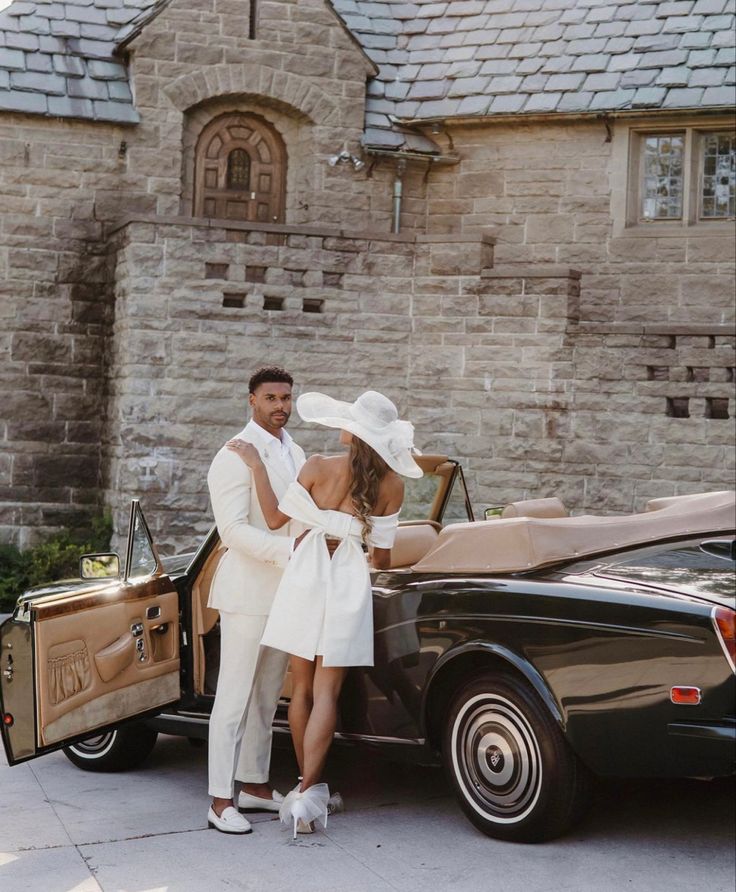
top-left (612, 115), bottom-right (736, 238)
top-left (698, 131), bottom-right (736, 222)
top-left (636, 130), bottom-right (687, 223)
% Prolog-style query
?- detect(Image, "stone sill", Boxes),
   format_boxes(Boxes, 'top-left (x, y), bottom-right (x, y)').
top-left (578, 323), bottom-right (736, 336)
top-left (417, 233), bottom-right (496, 245)
top-left (614, 221), bottom-right (736, 239)
top-left (481, 265), bottom-right (582, 280)
top-left (108, 214), bottom-right (495, 246)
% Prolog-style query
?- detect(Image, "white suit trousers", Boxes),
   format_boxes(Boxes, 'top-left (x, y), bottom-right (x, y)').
top-left (208, 611), bottom-right (289, 799)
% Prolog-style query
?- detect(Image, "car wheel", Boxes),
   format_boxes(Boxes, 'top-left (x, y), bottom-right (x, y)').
top-left (63, 724), bottom-right (158, 772)
top-left (443, 671), bottom-right (591, 843)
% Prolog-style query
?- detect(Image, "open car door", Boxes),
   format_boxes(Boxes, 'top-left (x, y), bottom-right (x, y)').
top-left (0, 501), bottom-right (181, 766)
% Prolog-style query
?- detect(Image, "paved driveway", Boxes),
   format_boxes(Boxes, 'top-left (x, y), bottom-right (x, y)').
top-left (1, 733), bottom-right (734, 892)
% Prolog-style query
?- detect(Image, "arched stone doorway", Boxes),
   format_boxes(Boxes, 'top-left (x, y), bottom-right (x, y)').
top-left (193, 113), bottom-right (286, 223)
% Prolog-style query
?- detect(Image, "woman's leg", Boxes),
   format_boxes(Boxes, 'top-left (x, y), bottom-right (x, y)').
top-left (288, 655), bottom-right (316, 777)
top-left (300, 657), bottom-right (348, 790)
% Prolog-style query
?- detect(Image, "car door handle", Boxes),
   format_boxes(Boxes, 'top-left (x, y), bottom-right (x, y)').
top-left (146, 606), bottom-right (161, 620)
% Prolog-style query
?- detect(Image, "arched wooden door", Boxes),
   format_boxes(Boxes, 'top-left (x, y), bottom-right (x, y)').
top-left (194, 113), bottom-right (286, 223)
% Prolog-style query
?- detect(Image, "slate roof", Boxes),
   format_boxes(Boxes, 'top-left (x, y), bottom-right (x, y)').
top-left (338, 0), bottom-right (736, 150)
top-left (0, 0), bottom-right (146, 121)
top-left (0, 0), bottom-right (734, 150)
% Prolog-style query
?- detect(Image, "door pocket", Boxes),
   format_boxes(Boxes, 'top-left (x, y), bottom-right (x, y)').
top-left (95, 634), bottom-right (135, 682)
top-left (48, 640), bottom-right (91, 705)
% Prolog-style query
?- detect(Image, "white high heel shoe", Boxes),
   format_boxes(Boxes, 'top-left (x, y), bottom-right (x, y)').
top-left (279, 783), bottom-right (330, 840)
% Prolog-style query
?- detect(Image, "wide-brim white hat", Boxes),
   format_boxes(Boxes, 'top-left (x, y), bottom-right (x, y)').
top-left (297, 390), bottom-right (423, 479)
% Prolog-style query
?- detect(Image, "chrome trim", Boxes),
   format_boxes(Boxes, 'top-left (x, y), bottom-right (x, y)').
top-left (381, 612), bottom-right (699, 642)
top-left (273, 723), bottom-right (426, 746)
top-left (154, 713), bottom-right (425, 747)
top-left (334, 732), bottom-right (426, 746)
top-left (711, 605), bottom-right (736, 674)
top-left (155, 712), bottom-right (209, 724)
top-left (668, 722), bottom-right (736, 741)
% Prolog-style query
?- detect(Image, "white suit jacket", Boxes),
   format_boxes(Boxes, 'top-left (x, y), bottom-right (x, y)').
top-left (207, 421), bottom-right (306, 615)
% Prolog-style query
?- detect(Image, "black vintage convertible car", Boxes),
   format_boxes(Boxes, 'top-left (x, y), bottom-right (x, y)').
top-left (1, 456), bottom-right (734, 842)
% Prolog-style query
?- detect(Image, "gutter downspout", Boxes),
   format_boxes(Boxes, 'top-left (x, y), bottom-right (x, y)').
top-left (364, 147), bottom-right (460, 235)
top-left (392, 159), bottom-right (406, 234)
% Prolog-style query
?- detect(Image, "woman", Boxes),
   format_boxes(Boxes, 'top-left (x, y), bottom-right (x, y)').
top-left (227, 390), bottom-right (422, 838)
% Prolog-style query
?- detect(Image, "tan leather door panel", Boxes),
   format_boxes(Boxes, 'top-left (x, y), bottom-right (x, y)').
top-left (33, 582), bottom-right (180, 747)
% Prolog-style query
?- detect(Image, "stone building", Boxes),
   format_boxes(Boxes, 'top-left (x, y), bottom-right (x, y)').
top-left (1, 0), bottom-right (734, 551)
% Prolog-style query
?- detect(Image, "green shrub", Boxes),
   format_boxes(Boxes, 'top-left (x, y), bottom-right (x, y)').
top-left (0, 515), bottom-right (112, 614)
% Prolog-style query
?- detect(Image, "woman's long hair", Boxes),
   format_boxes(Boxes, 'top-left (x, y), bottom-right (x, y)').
top-left (349, 436), bottom-right (390, 543)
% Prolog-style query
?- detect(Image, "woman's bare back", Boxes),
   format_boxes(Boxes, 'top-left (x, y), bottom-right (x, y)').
top-left (301, 454), bottom-right (403, 517)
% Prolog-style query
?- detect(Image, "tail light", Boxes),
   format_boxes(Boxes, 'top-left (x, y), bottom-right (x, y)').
top-left (712, 606), bottom-right (736, 673)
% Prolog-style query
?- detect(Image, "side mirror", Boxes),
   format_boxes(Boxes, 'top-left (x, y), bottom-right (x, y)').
top-left (80, 553), bottom-right (121, 579)
top-left (484, 507), bottom-right (505, 520)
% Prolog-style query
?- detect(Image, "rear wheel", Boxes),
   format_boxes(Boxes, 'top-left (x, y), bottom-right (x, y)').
top-left (63, 724), bottom-right (158, 772)
top-left (442, 671), bottom-right (591, 842)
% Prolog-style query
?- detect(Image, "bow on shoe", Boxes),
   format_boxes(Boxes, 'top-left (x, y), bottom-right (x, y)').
top-left (279, 783), bottom-right (331, 837)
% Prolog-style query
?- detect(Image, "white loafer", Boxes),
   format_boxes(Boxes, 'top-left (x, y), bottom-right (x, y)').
top-left (237, 789), bottom-right (284, 812)
top-left (208, 805), bottom-right (252, 834)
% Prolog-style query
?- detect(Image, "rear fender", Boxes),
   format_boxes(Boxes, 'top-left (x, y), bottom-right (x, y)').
top-left (420, 642), bottom-right (564, 745)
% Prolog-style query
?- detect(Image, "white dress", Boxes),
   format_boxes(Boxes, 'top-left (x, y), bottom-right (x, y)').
top-left (260, 481), bottom-right (399, 667)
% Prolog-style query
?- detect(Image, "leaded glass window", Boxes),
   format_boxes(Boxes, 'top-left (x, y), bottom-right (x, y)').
top-left (227, 149), bottom-right (250, 190)
top-left (640, 134), bottom-right (684, 221)
top-left (700, 132), bottom-right (735, 219)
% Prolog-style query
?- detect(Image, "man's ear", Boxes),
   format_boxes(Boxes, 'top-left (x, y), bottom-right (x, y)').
top-left (248, 393), bottom-right (255, 408)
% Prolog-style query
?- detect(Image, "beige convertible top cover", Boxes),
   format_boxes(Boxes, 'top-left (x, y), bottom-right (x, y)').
top-left (412, 491), bottom-right (736, 574)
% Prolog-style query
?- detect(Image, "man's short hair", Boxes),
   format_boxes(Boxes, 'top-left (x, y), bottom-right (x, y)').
top-left (248, 366), bottom-right (294, 394)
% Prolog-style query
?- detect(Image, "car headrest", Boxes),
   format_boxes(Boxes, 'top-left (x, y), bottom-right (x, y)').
top-left (501, 497), bottom-right (568, 519)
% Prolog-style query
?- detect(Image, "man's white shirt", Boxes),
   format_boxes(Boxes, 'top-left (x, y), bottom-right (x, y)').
top-left (239, 419), bottom-right (297, 480)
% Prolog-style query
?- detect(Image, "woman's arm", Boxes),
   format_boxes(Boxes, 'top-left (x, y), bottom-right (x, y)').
top-left (207, 450), bottom-right (293, 567)
top-left (295, 453), bottom-right (321, 493)
top-left (369, 475), bottom-right (405, 570)
top-left (226, 439), bottom-right (290, 530)
top-left (371, 547), bottom-right (392, 570)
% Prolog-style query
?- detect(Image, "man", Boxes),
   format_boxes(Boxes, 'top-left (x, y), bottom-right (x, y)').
top-left (206, 366), bottom-right (306, 834)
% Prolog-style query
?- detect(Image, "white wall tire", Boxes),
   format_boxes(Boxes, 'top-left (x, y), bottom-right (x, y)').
top-left (443, 672), bottom-right (590, 842)
top-left (63, 725), bottom-right (158, 772)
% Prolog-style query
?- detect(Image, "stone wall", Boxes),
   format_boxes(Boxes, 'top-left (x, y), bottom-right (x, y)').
top-left (416, 118), bottom-right (736, 326)
top-left (104, 217), bottom-right (734, 555)
top-left (0, 112), bottom-right (128, 546)
top-left (569, 326), bottom-right (735, 510)
top-left (103, 218), bottom-right (494, 549)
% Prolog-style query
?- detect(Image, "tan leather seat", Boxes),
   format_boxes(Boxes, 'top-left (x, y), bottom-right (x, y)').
top-left (501, 497), bottom-right (568, 519)
top-left (389, 523), bottom-right (439, 568)
top-left (192, 544), bottom-right (226, 693)
top-left (194, 546), bottom-right (224, 636)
